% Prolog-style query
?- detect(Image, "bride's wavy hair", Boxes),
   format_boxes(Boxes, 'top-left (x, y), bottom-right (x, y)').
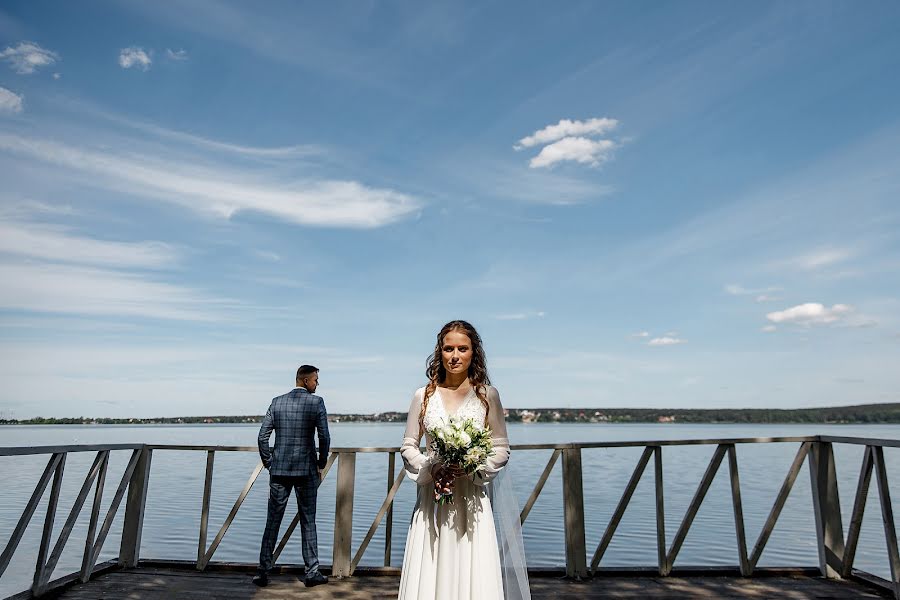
top-left (420, 320), bottom-right (491, 432)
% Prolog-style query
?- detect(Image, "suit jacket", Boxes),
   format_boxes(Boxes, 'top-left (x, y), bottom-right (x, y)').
top-left (258, 387), bottom-right (331, 477)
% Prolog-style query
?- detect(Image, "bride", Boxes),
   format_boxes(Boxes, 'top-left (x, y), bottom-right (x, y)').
top-left (399, 320), bottom-right (530, 600)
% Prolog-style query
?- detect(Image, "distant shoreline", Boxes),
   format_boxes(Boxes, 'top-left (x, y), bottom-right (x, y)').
top-left (3, 403), bottom-right (900, 425)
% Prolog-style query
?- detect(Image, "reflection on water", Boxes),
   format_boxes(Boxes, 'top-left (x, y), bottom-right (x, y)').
top-left (2, 422), bottom-right (900, 597)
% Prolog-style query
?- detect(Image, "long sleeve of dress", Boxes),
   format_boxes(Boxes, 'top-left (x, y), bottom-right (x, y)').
top-left (473, 386), bottom-right (510, 486)
top-left (400, 388), bottom-right (434, 486)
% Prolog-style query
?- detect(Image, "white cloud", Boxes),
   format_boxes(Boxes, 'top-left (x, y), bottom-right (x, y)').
top-left (762, 325), bottom-right (777, 333)
top-left (253, 249), bottom-right (281, 262)
top-left (0, 133), bottom-right (420, 228)
top-left (515, 118), bottom-right (618, 149)
top-left (495, 311), bottom-right (546, 321)
top-left (755, 294), bottom-right (779, 303)
top-left (0, 261), bottom-right (221, 321)
top-left (119, 47), bottom-right (152, 70)
top-left (766, 303), bottom-right (853, 326)
top-left (0, 220), bottom-right (177, 268)
top-left (631, 331), bottom-right (650, 338)
top-left (0, 41), bottom-right (58, 74)
top-left (52, 72), bottom-right (61, 80)
top-left (648, 336), bottom-right (685, 346)
top-left (0, 86), bottom-right (23, 114)
top-left (166, 48), bottom-right (188, 61)
top-left (121, 118), bottom-right (322, 159)
top-left (725, 283), bottom-right (781, 297)
top-left (530, 137), bottom-right (616, 169)
top-left (784, 247), bottom-right (855, 270)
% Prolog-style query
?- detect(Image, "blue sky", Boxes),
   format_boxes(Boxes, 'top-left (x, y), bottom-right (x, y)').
top-left (1, 1), bottom-right (899, 418)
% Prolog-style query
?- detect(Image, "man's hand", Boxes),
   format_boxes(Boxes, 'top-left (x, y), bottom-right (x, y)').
top-left (318, 468), bottom-right (324, 480)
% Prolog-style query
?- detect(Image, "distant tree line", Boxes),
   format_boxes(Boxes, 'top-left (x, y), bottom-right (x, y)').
top-left (3, 403), bottom-right (900, 425)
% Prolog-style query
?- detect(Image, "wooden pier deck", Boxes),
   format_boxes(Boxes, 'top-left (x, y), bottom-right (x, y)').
top-left (53, 567), bottom-right (889, 600)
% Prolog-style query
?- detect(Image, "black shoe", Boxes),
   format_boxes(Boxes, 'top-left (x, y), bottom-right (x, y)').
top-left (252, 573), bottom-right (269, 587)
top-left (304, 572), bottom-right (328, 587)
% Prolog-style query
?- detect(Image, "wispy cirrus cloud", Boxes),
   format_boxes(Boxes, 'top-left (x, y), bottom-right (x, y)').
top-left (648, 336), bottom-right (686, 347)
top-left (0, 219), bottom-right (177, 269)
top-left (165, 48), bottom-right (188, 61)
top-left (119, 47), bottom-right (152, 70)
top-left (0, 86), bottom-right (23, 114)
top-left (494, 310), bottom-right (546, 321)
top-left (779, 247), bottom-right (856, 271)
top-left (0, 261), bottom-right (222, 321)
top-left (725, 283), bottom-right (782, 302)
top-left (0, 41), bottom-right (58, 74)
top-left (0, 132), bottom-right (420, 228)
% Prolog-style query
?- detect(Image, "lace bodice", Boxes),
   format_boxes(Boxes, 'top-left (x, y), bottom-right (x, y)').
top-left (423, 388), bottom-right (486, 432)
top-left (401, 385), bottom-right (510, 487)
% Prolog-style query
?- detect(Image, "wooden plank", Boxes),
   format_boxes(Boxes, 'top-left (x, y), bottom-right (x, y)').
top-left (0, 453), bottom-right (62, 578)
top-left (808, 442), bottom-right (845, 578)
top-left (842, 446), bottom-right (874, 578)
top-left (654, 446), bottom-right (666, 576)
top-left (81, 451), bottom-right (109, 583)
top-left (32, 452), bottom-right (66, 595)
top-left (820, 436), bottom-right (900, 449)
top-left (332, 452), bottom-right (357, 578)
top-left (88, 448), bottom-right (142, 570)
top-left (41, 451), bottom-right (107, 587)
top-left (0, 435), bottom-right (832, 458)
top-left (511, 436), bottom-right (820, 451)
top-left (665, 445), bottom-right (727, 572)
top-left (0, 444), bottom-right (142, 457)
top-left (119, 447), bottom-right (153, 568)
top-left (198, 460), bottom-right (264, 570)
top-left (17, 435), bottom-right (899, 460)
top-left (590, 447), bottom-right (653, 573)
top-left (384, 451), bottom-right (395, 567)
top-left (520, 449), bottom-right (561, 525)
top-left (350, 469), bottom-right (405, 572)
top-left (726, 445), bottom-right (750, 577)
top-left (872, 446), bottom-right (900, 599)
top-left (43, 568), bottom-right (891, 599)
top-left (749, 442), bottom-right (811, 568)
top-left (142, 436), bottom-right (822, 454)
top-left (273, 453), bottom-right (336, 563)
top-left (198, 451), bottom-right (215, 566)
top-left (562, 447), bottom-right (587, 578)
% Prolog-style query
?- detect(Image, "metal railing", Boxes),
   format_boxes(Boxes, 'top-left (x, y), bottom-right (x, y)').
top-left (2, 435), bottom-right (900, 598)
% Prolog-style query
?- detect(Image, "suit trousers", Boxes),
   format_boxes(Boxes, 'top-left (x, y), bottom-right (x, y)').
top-left (258, 473), bottom-right (320, 575)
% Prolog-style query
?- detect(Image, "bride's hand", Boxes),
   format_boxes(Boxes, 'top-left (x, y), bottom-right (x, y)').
top-left (431, 465), bottom-right (458, 497)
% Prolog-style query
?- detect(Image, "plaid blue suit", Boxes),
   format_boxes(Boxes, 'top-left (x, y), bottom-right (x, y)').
top-left (257, 387), bottom-right (330, 576)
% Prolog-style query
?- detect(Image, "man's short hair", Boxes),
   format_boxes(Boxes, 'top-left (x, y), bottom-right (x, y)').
top-left (296, 365), bottom-right (319, 380)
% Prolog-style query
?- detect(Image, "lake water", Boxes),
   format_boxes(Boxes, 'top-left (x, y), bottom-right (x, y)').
top-left (2, 422), bottom-right (900, 597)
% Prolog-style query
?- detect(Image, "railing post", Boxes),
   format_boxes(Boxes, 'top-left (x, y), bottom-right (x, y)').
top-left (119, 446), bottom-right (152, 568)
top-left (385, 451), bottom-right (395, 567)
top-left (808, 441), bottom-right (845, 578)
top-left (562, 446), bottom-right (587, 579)
top-left (332, 451), bottom-right (357, 578)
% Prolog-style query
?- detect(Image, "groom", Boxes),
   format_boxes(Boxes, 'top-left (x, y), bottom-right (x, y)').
top-left (254, 365), bottom-right (331, 588)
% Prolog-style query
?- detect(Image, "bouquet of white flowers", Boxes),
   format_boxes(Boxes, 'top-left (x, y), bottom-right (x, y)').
top-left (426, 416), bottom-right (494, 504)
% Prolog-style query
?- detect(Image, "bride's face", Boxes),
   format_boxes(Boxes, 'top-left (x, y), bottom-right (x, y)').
top-left (441, 330), bottom-right (472, 377)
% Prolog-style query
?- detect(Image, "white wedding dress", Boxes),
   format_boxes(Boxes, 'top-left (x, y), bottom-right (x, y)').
top-left (398, 385), bottom-right (529, 600)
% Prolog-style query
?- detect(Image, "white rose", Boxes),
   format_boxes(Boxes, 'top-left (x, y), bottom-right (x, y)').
top-left (459, 432), bottom-right (472, 446)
